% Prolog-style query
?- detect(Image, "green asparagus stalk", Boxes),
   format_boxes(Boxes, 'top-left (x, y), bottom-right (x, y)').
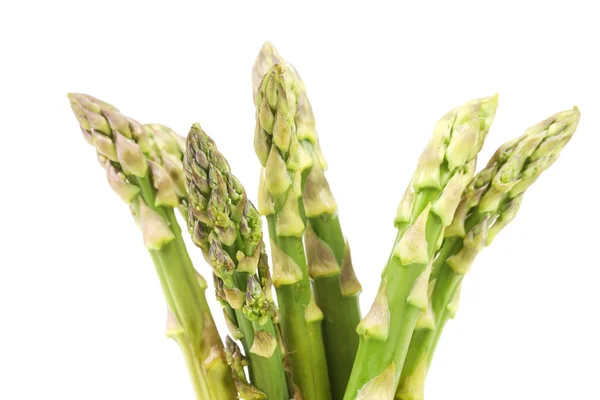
top-left (254, 64), bottom-right (332, 399)
top-left (184, 124), bottom-right (289, 399)
top-left (344, 95), bottom-right (498, 399)
top-left (253, 41), bottom-right (362, 399)
top-left (396, 107), bottom-right (580, 400)
top-left (67, 93), bottom-right (236, 400)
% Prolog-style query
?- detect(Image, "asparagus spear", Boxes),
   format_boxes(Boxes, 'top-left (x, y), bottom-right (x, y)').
top-left (344, 95), bottom-right (498, 399)
top-left (254, 64), bottom-right (332, 399)
top-left (253, 41), bottom-right (362, 399)
top-left (184, 124), bottom-right (289, 399)
top-left (67, 93), bottom-right (236, 400)
top-left (396, 108), bottom-right (580, 400)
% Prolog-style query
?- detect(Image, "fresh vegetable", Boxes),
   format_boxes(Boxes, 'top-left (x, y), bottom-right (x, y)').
top-left (68, 94), bottom-right (236, 399)
top-left (253, 42), bottom-right (362, 400)
top-left (184, 123), bottom-right (289, 399)
top-left (344, 95), bottom-right (498, 399)
top-left (67, 42), bottom-right (580, 400)
top-left (396, 107), bottom-right (580, 400)
top-left (254, 64), bottom-right (332, 400)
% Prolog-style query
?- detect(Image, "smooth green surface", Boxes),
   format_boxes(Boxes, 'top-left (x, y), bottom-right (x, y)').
top-left (311, 214), bottom-right (361, 400)
top-left (397, 219), bottom-right (476, 399)
top-left (427, 271), bottom-right (462, 367)
top-left (398, 259), bottom-right (462, 397)
top-left (344, 190), bottom-right (441, 399)
top-left (344, 256), bottom-right (424, 400)
top-left (138, 183), bottom-right (232, 400)
top-left (268, 215), bottom-right (332, 400)
top-left (173, 330), bottom-right (213, 399)
top-left (147, 242), bottom-right (214, 400)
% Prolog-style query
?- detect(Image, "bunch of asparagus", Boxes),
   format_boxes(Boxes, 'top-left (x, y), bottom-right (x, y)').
top-left (68, 42), bottom-right (580, 400)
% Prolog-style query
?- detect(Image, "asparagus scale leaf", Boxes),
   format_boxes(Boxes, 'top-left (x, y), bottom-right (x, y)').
top-left (67, 93), bottom-right (236, 399)
top-left (397, 107), bottom-right (580, 400)
top-left (344, 95), bottom-right (499, 400)
top-left (253, 41), bottom-right (362, 400)
top-left (184, 124), bottom-right (290, 399)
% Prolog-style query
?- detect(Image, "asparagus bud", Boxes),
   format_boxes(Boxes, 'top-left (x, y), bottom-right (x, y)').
top-left (225, 337), bottom-right (268, 399)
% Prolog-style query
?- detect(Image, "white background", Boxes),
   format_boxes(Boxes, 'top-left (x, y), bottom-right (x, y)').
top-left (1, 1), bottom-right (599, 399)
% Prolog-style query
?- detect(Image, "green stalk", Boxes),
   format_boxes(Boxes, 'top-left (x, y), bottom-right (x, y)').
top-left (167, 303), bottom-right (213, 400)
top-left (425, 259), bottom-right (463, 367)
top-left (68, 94), bottom-right (236, 399)
top-left (144, 222), bottom-right (221, 399)
top-left (254, 65), bottom-right (332, 399)
top-left (252, 41), bottom-right (364, 398)
top-left (396, 108), bottom-right (580, 400)
top-left (344, 96), bottom-right (499, 399)
top-left (267, 215), bottom-right (331, 400)
top-left (185, 124), bottom-right (289, 399)
top-left (162, 207), bottom-right (236, 399)
top-left (394, 239), bottom-right (464, 400)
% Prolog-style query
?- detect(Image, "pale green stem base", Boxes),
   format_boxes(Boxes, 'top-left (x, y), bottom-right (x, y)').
top-left (397, 238), bottom-right (463, 399)
top-left (310, 214), bottom-right (361, 400)
top-left (133, 176), bottom-right (236, 399)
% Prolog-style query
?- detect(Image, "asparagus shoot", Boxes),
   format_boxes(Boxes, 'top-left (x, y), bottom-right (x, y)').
top-left (67, 93), bottom-right (236, 399)
top-left (185, 124), bottom-right (290, 399)
top-left (254, 64), bottom-right (333, 399)
top-left (344, 95), bottom-right (498, 399)
top-left (253, 41), bottom-right (362, 399)
top-left (397, 107), bottom-right (580, 400)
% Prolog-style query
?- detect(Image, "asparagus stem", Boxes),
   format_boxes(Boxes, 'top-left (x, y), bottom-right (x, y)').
top-left (297, 82), bottom-right (363, 399)
top-left (185, 125), bottom-right (289, 399)
top-left (167, 308), bottom-right (214, 400)
top-left (425, 265), bottom-right (462, 367)
top-left (255, 64), bottom-right (332, 399)
top-left (161, 228), bottom-right (235, 400)
top-left (395, 261), bottom-right (461, 400)
top-left (267, 215), bottom-right (332, 400)
top-left (196, 293), bottom-right (237, 399)
top-left (396, 108), bottom-right (580, 400)
top-left (310, 237), bottom-right (361, 400)
top-left (253, 47), bottom-right (362, 396)
top-left (145, 229), bottom-right (217, 400)
top-left (67, 94), bottom-right (236, 399)
top-left (344, 96), bottom-right (499, 399)
top-left (153, 228), bottom-right (232, 400)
